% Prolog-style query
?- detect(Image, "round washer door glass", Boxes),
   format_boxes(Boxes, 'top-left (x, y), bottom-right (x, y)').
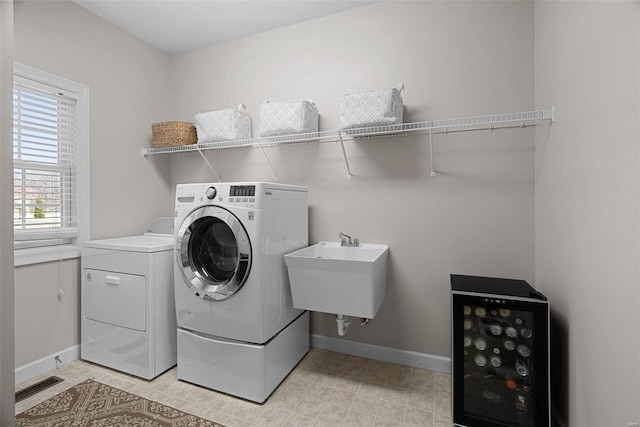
top-left (177, 206), bottom-right (251, 301)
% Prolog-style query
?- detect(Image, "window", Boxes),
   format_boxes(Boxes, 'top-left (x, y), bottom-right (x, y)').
top-left (13, 64), bottom-right (89, 266)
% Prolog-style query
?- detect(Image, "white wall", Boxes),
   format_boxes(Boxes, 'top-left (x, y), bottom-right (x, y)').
top-left (13, 1), bottom-right (173, 368)
top-left (170, 1), bottom-right (536, 358)
top-left (13, 260), bottom-right (79, 367)
top-left (0, 1), bottom-right (15, 424)
top-left (535, 1), bottom-right (640, 425)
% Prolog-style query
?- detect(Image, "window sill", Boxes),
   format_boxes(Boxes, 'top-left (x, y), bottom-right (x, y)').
top-left (14, 245), bottom-right (80, 267)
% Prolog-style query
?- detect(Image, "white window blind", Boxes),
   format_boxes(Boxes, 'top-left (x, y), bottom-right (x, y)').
top-left (13, 76), bottom-right (79, 250)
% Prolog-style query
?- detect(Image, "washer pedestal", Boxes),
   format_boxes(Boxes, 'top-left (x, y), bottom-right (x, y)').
top-left (177, 311), bottom-right (309, 403)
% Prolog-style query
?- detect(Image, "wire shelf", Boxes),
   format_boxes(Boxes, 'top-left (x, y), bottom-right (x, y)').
top-left (142, 108), bottom-right (553, 156)
top-left (143, 107), bottom-right (554, 180)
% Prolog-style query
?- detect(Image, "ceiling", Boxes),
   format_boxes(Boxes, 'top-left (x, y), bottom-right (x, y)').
top-left (72, 1), bottom-right (377, 55)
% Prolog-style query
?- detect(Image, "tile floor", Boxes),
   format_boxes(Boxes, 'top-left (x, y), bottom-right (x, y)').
top-left (15, 348), bottom-right (452, 426)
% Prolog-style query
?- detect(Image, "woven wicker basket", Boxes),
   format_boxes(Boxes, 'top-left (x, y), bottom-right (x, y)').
top-left (151, 122), bottom-right (197, 148)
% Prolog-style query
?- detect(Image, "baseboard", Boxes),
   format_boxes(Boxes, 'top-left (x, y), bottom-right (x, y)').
top-left (15, 339), bottom-right (450, 384)
top-left (311, 334), bottom-right (451, 374)
top-left (15, 345), bottom-right (80, 385)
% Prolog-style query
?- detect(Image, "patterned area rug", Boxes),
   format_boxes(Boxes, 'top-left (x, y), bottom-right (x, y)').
top-left (16, 379), bottom-right (225, 426)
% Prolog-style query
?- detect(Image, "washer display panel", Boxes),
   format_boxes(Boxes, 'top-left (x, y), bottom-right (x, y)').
top-left (177, 206), bottom-right (251, 301)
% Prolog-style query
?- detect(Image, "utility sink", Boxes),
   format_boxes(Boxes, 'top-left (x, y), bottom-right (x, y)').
top-left (284, 241), bottom-right (389, 319)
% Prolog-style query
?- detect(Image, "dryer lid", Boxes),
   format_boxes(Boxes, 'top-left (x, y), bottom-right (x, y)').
top-left (82, 217), bottom-right (174, 253)
top-left (82, 235), bottom-right (173, 252)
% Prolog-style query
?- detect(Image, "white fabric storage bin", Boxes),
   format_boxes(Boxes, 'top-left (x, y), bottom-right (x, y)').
top-left (259, 100), bottom-right (318, 137)
top-left (195, 104), bottom-right (251, 143)
top-left (340, 83), bottom-right (405, 130)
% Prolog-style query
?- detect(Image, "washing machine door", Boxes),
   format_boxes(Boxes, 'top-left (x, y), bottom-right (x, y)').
top-left (176, 206), bottom-right (252, 301)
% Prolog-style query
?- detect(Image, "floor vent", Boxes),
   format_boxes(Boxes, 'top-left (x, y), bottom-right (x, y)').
top-left (15, 376), bottom-right (64, 403)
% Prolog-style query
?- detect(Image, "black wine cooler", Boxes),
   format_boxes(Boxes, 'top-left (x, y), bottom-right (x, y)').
top-left (451, 274), bottom-right (550, 427)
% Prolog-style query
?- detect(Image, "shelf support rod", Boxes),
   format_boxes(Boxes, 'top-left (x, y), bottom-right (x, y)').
top-left (429, 128), bottom-right (436, 177)
top-left (258, 145), bottom-right (279, 182)
top-left (196, 146), bottom-right (221, 182)
top-left (338, 134), bottom-right (353, 179)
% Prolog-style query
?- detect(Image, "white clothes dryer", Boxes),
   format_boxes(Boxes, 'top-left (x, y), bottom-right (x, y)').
top-left (174, 182), bottom-right (309, 402)
top-left (81, 218), bottom-right (176, 380)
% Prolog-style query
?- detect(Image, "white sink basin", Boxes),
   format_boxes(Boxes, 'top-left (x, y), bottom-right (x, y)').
top-left (284, 241), bottom-right (389, 319)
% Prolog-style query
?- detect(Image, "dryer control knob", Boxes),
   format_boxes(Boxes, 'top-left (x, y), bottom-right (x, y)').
top-left (205, 187), bottom-right (217, 200)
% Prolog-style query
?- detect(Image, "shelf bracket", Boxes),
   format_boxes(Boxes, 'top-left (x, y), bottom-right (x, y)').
top-left (544, 106), bottom-right (555, 123)
top-left (338, 134), bottom-right (353, 179)
top-left (196, 146), bottom-right (222, 182)
top-left (258, 145), bottom-right (279, 182)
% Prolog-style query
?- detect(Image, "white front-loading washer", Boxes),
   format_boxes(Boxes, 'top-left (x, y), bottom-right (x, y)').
top-left (81, 218), bottom-right (176, 380)
top-left (174, 182), bottom-right (309, 402)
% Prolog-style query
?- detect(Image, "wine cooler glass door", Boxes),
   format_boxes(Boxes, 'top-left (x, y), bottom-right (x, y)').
top-left (452, 292), bottom-right (549, 427)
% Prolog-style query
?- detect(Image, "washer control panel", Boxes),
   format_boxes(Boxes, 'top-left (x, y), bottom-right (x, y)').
top-left (228, 185), bottom-right (256, 205)
top-left (175, 183), bottom-right (263, 209)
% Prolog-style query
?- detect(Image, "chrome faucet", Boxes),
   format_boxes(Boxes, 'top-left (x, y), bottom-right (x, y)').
top-left (338, 232), bottom-right (359, 247)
